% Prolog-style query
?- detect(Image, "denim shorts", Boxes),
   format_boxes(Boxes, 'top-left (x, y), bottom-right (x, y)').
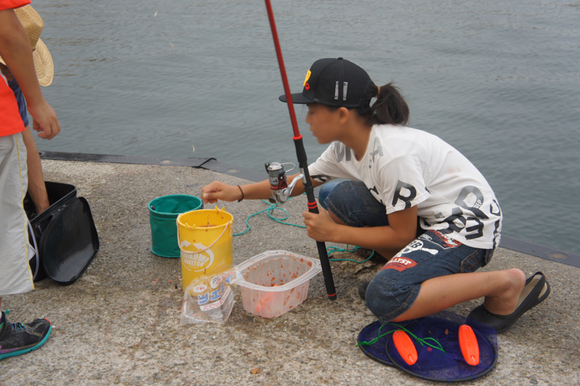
top-left (319, 180), bottom-right (493, 322)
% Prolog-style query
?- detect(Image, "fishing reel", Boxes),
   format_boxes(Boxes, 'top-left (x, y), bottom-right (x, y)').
top-left (265, 162), bottom-right (303, 204)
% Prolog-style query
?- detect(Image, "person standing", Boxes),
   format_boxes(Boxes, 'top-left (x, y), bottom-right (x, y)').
top-left (0, 2), bottom-right (61, 360)
top-left (0, 3), bottom-right (54, 215)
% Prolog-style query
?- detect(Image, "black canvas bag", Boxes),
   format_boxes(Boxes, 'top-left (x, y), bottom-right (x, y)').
top-left (24, 181), bottom-right (99, 284)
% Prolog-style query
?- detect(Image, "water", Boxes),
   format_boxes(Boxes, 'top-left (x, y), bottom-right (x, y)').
top-left (31, 0), bottom-right (580, 254)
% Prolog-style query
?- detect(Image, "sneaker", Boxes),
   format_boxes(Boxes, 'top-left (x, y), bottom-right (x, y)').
top-left (0, 310), bottom-right (51, 360)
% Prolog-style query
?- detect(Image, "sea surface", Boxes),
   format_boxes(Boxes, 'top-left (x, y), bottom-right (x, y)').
top-left (32, 0), bottom-right (580, 254)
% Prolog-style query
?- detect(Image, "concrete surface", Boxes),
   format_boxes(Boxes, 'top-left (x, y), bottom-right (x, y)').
top-left (1, 160), bottom-right (578, 385)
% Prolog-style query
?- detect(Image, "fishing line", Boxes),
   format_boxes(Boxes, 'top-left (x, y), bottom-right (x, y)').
top-left (233, 197), bottom-right (376, 264)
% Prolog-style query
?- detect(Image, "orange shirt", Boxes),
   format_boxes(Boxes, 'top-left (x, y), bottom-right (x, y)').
top-left (0, 0), bottom-right (29, 11)
top-left (0, 0), bottom-right (31, 137)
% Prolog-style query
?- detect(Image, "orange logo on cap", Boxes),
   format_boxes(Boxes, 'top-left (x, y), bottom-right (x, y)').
top-left (303, 70), bottom-right (311, 90)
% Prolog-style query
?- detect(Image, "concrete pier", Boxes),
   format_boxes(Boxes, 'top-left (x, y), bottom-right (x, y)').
top-left (1, 159), bottom-right (578, 385)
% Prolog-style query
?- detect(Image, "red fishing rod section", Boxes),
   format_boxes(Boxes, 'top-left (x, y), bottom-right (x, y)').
top-left (264, 0), bottom-right (337, 300)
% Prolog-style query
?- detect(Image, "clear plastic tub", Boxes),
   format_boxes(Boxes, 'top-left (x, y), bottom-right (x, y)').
top-left (235, 250), bottom-right (322, 318)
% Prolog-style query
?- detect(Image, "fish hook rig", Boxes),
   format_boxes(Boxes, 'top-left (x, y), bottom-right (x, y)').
top-left (265, 162), bottom-right (303, 204)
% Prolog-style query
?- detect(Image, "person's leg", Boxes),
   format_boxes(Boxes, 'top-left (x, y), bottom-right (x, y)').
top-left (365, 230), bottom-right (502, 321)
top-left (318, 180), bottom-right (390, 227)
top-left (0, 134), bottom-right (50, 361)
top-left (392, 268), bottom-right (525, 321)
top-left (318, 180), bottom-right (424, 258)
top-left (0, 133), bottom-right (33, 296)
top-left (319, 180), bottom-right (406, 258)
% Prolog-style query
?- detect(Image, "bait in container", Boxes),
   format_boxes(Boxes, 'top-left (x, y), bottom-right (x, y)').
top-left (234, 250), bottom-right (321, 318)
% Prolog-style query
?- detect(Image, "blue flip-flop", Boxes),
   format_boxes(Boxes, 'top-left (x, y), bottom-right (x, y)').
top-left (468, 271), bottom-right (550, 333)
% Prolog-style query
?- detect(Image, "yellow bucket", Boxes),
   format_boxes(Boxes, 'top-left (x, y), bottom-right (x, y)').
top-left (176, 207), bottom-right (234, 291)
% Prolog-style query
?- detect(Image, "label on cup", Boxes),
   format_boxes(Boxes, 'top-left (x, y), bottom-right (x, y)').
top-left (182, 243), bottom-right (215, 272)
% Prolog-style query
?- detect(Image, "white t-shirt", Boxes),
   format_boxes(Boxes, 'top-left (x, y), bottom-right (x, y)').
top-left (308, 124), bottom-right (502, 249)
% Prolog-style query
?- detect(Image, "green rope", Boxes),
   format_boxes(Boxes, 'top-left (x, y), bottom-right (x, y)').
top-left (357, 322), bottom-right (446, 353)
top-left (356, 323), bottom-right (398, 347)
top-left (327, 245), bottom-right (375, 263)
top-left (232, 199), bottom-right (303, 237)
top-left (232, 199), bottom-right (376, 264)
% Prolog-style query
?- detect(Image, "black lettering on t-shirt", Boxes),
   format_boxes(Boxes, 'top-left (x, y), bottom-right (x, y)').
top-left (367, 186), bottom-right (383, 205)
top-left (334, 143), bottom-right (352, 162)
top-left (454, 186), bottom-right (488, 219)
top-left (311, 174), bottom-right (331, 184)
top-left (465, 217), bottom-right (484, 239)
top-left (370, 137), bottom-right (384, 163)
top-left (439, 207), bottom-right (467, 235)
top-left (492, 219), bottom-right (502, 249)
top-left (439, 207), bottom-right (485, 240)
top-left (490, 199), bottom-right (501, 216)
top-left (392, 181), bottom-right (417, 209)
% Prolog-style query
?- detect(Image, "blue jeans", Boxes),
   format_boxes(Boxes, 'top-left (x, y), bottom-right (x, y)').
top-left (319, 180), bottom-right (494, 322)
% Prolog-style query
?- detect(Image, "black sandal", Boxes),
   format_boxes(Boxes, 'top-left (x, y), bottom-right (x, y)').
top-left (468, 271), bottom-right (551, 333)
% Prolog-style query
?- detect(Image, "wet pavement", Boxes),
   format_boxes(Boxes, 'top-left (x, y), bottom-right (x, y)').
top-left (1, 159), bottom-right (578, 385)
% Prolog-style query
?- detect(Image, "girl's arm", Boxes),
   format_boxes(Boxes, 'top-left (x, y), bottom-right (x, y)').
top-left (201, 173), bottom-right (323, 204)
top-left (303, 205), bottom-right (418, 259)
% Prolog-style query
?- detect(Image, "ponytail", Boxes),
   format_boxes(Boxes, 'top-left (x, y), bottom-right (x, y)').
top-left (358, 82), bottom-right (409, 126)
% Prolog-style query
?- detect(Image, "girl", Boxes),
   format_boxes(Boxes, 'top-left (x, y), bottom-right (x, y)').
top-left (201, 57), bottom-right (550, 333)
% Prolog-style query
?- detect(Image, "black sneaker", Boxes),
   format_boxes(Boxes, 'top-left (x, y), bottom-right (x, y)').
top-left (358, 281), bottom-right (370, 300)
top-left (0, 310), bottom-right (51, 360)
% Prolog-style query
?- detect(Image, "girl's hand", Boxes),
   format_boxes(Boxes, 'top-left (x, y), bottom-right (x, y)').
top-left (201, 181), bottom-right (241, 204)
top-left (302, 205), bottom-right (336, 242)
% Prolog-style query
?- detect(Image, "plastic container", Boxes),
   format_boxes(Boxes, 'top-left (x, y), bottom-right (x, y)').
top-left (176, 207), bottom-right (233, 291)
top-left (148, 195), bottom-right (203, 258)
top-left (235, 250), bottom-right (322, 318)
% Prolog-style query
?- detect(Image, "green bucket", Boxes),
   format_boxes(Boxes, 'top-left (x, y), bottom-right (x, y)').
top-left (148, 195), bottom-right (203, 258)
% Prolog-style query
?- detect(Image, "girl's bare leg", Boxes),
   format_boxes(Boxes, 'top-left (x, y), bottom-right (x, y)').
top-left (392, 268), bottom-right (526, 322)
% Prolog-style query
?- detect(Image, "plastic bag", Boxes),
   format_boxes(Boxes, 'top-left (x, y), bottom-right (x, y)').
top-left (180, 267), bottom-right (236, 325)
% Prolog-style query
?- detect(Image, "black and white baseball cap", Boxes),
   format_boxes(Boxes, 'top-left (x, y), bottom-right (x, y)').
top-left (279, 58), bottom-right (374, 108)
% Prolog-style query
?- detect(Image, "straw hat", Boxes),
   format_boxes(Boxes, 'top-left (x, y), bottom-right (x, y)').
top-left (0, 5), bottom-right (54, 87)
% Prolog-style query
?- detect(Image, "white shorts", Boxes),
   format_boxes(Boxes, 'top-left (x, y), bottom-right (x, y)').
top-left (0, 133), bottom-right (34, 296)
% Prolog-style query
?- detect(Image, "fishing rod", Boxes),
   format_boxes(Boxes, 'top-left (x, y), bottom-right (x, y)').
top-left (263, 0), bottom-right (337, 300)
